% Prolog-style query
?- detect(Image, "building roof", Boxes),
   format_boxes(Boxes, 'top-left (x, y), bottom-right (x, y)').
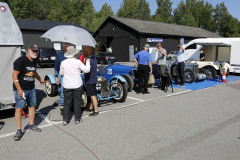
top-left (16, 18), bottom-right (93, 33)
top-left (96, 16), bottom-right (221, 38)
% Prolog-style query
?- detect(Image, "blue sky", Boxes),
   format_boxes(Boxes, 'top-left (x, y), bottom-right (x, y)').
top-left (92, 0), bottom-right (240, 20)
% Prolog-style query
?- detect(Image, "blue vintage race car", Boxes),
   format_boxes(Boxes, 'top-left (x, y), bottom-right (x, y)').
top-left (44, 69), bottom-right (128, 108)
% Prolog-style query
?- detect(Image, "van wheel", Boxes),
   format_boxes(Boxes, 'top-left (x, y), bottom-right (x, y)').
top-left (204, 67), bottom-right (217, 79)
top-left (122, 74), bottom-right (134, 92)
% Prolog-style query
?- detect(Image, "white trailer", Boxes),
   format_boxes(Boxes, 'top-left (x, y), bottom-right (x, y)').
top-left (0, 2), bottom-right (23, 110)
top-left (184, 38), bottom-right (240, 74)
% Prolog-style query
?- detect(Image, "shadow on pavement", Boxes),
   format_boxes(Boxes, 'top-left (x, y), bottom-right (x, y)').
top-left (0, 121), bottom-right (5, 130)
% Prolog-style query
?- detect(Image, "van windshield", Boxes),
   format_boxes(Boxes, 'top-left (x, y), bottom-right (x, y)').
top-left (40, 48), bottom-right (56, 56)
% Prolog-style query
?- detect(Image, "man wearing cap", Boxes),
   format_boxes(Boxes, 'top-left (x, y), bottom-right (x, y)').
top-left (177, 45), bottom-right (185, 87)
top-left (12, 44), bottom-right (46, 141)
top-left (54, 43), bottom-right (71, 111)
top-left (133, 44), bottom-right (152, 94)
top-left (60, 46), bottom-right (90, 125)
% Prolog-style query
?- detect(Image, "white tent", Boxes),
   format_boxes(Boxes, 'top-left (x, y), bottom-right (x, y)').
top-left (0, 2), bottom-right (23, 109)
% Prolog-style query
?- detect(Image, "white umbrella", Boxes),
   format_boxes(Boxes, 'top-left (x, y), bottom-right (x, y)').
top-left (41, 25), bottom-right (97, 48)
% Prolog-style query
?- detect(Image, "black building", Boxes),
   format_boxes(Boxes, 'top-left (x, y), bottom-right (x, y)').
top-left (16, 19), bottom-right (93, 51)
top-left (94, 16), bottom-right (221, 62)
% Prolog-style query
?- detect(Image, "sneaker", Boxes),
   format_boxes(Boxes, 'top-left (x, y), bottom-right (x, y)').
top-left (75, 119), bottom-right (82, 124)
top-left (13, 129), bottom-right (22, 141)
top-left (89, 112), bottom-right (99, 116)
top-left (63, 121), bottom-right (69, 125)
top-left (180, 84), bottom-right (185, 87)
top-left (59, 105), bottom-right (64, 109)
top-left (143, 91), bottom-right (150, 95)
top-left (28, 124), bottom-right (42, 132)
top-left (85, 108), bottom-right (93, 113)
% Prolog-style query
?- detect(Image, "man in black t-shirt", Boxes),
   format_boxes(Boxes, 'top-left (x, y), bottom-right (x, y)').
top-left (199, 49), bottom-right (205, 61)
top-left (12, 44), bottom-right (45, 141)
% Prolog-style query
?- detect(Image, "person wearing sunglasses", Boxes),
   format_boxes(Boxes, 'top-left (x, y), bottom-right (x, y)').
top-left (177, 45), bottom-right (185, 87)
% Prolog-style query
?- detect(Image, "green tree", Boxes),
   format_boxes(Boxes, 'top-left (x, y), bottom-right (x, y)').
top-left (138, 0), bottom-right (151, 20)
top-left (154, 0), bottom-right (173, 23)
top-left (116, 0), bottom-right (138, 19)
top-left (190, 0), bottom-right (214, 31)
top-left (91, 3), bottom-right (114, 32)
top-left (6, 0), bottom-right (39, 19)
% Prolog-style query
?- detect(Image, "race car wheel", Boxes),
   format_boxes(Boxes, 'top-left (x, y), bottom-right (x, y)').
top-left (199, 68), bottom-right (207, 75)
top-left (204, 67), bottom-right (217, 79)
top-left (110, 80), bottom-right (128, 102)
top-left (122, 74), bottom-right (134, 92)
top-left (81, 89), bottom-right (91, 109)
top-left (45, 77), bottom-right (57, 97)
top-left (100, 59), bottom-right (104, 64)
top-left (184, 70), bottom-right (195, 83)
top-left (226, 68), bottom-right (230, 77)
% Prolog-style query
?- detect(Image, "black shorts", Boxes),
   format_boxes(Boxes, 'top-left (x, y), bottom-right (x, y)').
top-left (86, 84), bottom-right (97, 96)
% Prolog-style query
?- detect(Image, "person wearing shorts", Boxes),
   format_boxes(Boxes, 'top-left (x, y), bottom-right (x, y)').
top-left (83, 46), bottom-right (99, 116)
top-left (12, 44), bottom-right (45, 141)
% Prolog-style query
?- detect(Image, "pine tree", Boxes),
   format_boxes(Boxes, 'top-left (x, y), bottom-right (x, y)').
top-left (116, 0), bottom-right (139, 19)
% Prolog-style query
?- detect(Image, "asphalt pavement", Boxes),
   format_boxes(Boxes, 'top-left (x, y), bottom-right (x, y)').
top-left (1, 66), bottom-right (240, 160)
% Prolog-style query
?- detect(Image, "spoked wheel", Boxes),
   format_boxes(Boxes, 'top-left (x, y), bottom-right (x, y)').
top-left (184, 70), bottom-right (195, 83)
top-left (100, 59), bottom-right (104, 64)
top-left (110, 80), bottom-right (128, 102)
top-left (81, 89), bottom-right (90, 109)
top-left (204, 67), bottom-right (217, 79)
top-left (45, 77), bottom-right (57, 97)
top-left (122, 74), bottom-right (134, 92)
top-left (199, 68), bottom-right (207, 75)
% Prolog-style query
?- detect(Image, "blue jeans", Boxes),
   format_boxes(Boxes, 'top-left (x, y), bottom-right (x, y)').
top-left (59, 75), bottom-right (64, 106)
top-left (14, 87), bottom-right (36, 108)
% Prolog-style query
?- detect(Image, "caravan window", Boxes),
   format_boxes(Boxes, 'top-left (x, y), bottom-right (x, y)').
top-left (185, 44), bottom-right (197, 50)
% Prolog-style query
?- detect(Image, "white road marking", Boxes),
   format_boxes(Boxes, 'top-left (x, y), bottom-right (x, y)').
top-left (36, 111), bottom-right (55, 125)
top-left (0, 90), bottom-right (192, 139)
top-left (127, 96), bottom-right (145, 102)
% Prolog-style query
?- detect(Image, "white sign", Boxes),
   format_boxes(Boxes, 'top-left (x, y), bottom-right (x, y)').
top-left (147, 38), bottom-right (163, 43)
top-left (53, 42), bottom-right (61, 51)
top-left (149, 47), bottom-right (158, 64)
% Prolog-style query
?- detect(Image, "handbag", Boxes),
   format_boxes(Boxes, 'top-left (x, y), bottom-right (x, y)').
top-left (148, 73), bottom-right (155, 85)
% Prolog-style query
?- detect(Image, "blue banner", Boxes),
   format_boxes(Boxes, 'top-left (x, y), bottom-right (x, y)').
top-left (147, 38), bottom-right (163, 43)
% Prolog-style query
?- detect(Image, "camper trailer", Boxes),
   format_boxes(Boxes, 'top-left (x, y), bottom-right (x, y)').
top-left (184, 38), bottom-right (240, 74)
top-left (0, 2), bottom-right (23, 110)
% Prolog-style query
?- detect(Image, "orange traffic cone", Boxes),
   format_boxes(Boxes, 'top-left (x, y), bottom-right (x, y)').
top-left (222, 72), bottom-right (226, 83)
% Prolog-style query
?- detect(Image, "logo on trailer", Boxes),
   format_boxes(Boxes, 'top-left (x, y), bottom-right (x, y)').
top-left (0, 6), bottom-right (6, 11)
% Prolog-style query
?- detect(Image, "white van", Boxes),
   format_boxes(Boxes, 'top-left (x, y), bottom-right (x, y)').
top-left (0, 2), bottom-right (23, 110)
top-left (183, 38), bottom-right (240, 76)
